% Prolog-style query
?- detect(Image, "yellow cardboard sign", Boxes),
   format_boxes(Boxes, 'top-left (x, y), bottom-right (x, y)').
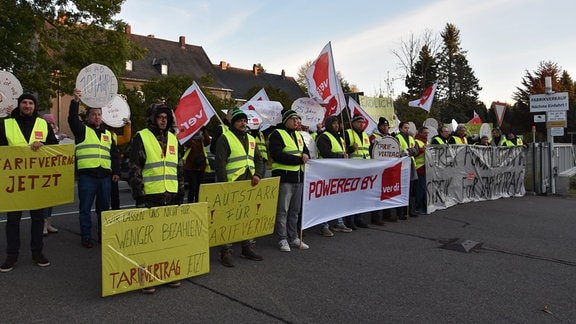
top-left (359, 96), bottom-right (396, 129)
top-left (0, 144), bottom-right (75, 212)
top-left (199, 177), bottom-right (280, 247)
top-left (101, 203), bottom-right (210, 297)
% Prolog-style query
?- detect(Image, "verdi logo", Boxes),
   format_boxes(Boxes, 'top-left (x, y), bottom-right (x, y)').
top-left (380, 162), bottom-right (401, 200)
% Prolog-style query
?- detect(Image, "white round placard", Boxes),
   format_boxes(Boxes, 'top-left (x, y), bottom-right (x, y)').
top-left (102, 95), bottom-right (130, 128)
top-left (76, 63), bottom-right (118, 108)
top-left (0, 71), bottom-right (23, 117)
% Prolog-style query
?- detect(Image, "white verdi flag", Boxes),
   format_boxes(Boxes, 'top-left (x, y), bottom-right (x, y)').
top-left (174, 81), bottom-right (216, 144)
top-left (302, 158), bottom-right (411, 229)
top-left (408, 83), bottom-right (437, 112)
top-left (305, 42), bottom-right (346, 118)
top-left (240, 88), bottom-right (270, 111)
top-left (348, 97), bottom-right (378, 135)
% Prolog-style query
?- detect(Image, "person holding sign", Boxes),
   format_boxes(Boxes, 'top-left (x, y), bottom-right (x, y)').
top-left (268, 110), bottom-right (310, 252)
top-left (0, 93), bottom-right (58, 272)
top-left (129, 103), bottom-right (185, 293)
top-left (214, 108), bottom-right (265, 267)
top-left (344, 114), bottom-right (371, 229)
top-left (369, 117), bottom-right (397, 224)
top-left (68, 89), bottom-right (121, 249)
top-left (395, 121), bottom-right (418, 220)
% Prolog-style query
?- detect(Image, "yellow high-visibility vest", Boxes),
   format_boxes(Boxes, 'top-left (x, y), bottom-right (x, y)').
top-left (76, 126), bottom-right (112, 170)
top-left (4, 118), bottom-right (49, 145)
top-left (346, 129), bottom-right (370, 159)
top-left (139, 129), bottom-right (179, 194)
top-left (271, 129), bottom-right (304, 172)
top-left (223, 131), bottom-right (255, 182)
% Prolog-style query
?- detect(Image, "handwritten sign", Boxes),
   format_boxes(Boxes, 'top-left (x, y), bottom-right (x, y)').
top-left (101, 203), bottom-right (210, 296)
top-left (291, 97), bottom-right (325, 131)
top-left (0, 144), bottom-right (75, 212)
top-left (76, 63), bottom-right (118, 108)
top-left (371, 136), bottom-right (401, 160)
top-left (359, 96), bottom-right (396, 128)
top-left (102, 94), bottom-right (131, 128)
top-left (198, 177), bottom-right (280, 246)
top-left (0, 71), bottom-right (23, 118)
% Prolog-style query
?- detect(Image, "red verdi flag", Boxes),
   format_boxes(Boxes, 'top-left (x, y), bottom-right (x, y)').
top-left (408, 82), bottom-right (437, 112)
top-left (175, 81), bottom-right (216, 144)
top-left (305, 42), bottom-right (346, 118)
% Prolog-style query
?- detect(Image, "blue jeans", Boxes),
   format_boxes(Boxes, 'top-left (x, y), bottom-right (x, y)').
top-left (78, 174), bottom-right (111, 240)
top-left (274, 182), bottom-right (302, 242)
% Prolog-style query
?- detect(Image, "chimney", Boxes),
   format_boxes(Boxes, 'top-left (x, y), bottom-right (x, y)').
top-left (125, 24), bottom-right (131, 36)
top-left (179, 36), bottom-right (185, 48)
top-left (147, 34), bottom-right (155, 38)
top-left (220, 61), bottom-right (227, 70)
top-left (253, 64), bottom-right (258, 76)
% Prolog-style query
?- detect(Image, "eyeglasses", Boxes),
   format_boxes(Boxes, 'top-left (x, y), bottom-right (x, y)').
top-left (156, 114), bottom-right (168, 120)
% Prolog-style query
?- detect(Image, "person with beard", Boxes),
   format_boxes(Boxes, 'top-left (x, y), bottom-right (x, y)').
top-left (0, 93), bottom-right (58, 272)
top-left (315, 115), bottom-right (353, 236)
top-left (269, 110), bottom-right (310, 252)
top-left (214, 108), bottom-right (265, 267)
top-left (68, 88), bottom-right (120, 249)
top-left (128, 103), bottom-right (185, 294)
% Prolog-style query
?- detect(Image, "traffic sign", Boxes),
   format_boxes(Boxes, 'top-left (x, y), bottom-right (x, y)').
top-left (529, 92), bottom-right (569, 112)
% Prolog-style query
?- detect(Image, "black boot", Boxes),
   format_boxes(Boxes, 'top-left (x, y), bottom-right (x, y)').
top-left (220, 247), bottom-right (235, 267)
top-left (241, 244), bottom-right (263, 261)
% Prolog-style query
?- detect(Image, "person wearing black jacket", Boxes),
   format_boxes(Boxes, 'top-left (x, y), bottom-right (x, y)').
top-left (68, 88), bottom-right (120, 248)
top-left (0, 93), bottom-right (58, 272)
top-left (269, 110), bottom-right (310, 252)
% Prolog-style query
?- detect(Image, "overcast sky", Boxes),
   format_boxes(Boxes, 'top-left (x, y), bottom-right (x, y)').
top-left (116, 0), bottom-right (575, 107)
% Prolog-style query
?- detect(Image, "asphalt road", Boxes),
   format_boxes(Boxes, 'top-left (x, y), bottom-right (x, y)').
top-left (1, 184), bottom-right (575, 323)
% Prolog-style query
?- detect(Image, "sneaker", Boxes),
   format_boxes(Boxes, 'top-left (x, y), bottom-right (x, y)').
top-left (278, 239), bottom-right (291, 252)
top-left (167, 281), bottom-right (181, 288)
top-left (333, 224), bottom-right (353, 233)
top-left (142, 287), bottom-right (156, 294)
top-left (0, 257), bottom-right (17, 273)
top-left (319, 227), bottom-right (334, 237)
top-left (290, 238), bottom-right (309, 250)
top-left (33, 254), bottom-right (51, 267)
top-left (81, 239), bottom-right (94, 248)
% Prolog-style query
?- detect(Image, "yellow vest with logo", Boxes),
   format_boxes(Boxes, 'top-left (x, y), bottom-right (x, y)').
top-left (414, 138), bottom-right (426, 170)
top-left (76, 126), bottom-right (112, 170)
top-left (271, 129), bottom-right (304, 172)
top-left (139, 129), bottom-right (179, 194)
top-left (346, 129), bottom-right (371, 159)
top-left (4, 118), bottom-right (48, 146)
top-left (396, 133), bottom-right (416, 166)
top-left (223, 131), bottom-right (255, 182)
top-left (318, 132), bottom-right (345, 158)
top-left (254, 131), bottom-right (268, 160)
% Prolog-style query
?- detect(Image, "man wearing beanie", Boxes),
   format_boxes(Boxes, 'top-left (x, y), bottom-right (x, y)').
top-left (68, 88), bottom-right (120, 248)
top-left (0, 93), bottom-right (58, 272)
top-left (268, 109), bottom-right (310, 252)
top-left (214, 107), bottom-right (264, 267)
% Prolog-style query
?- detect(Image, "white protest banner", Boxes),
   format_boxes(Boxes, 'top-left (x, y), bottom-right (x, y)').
top-left (102, 94), bottom-right (131, 128)
top-left (75, 63), bottom-right (118, 108)
top-left (302, 158), bottom-right (411, 229)
top-left (291, 97), bottom-right (325, 131)
top-left (0, 71), bottom-right (23, 118)
top-left (242, 100), bottom-right (283, 130)
top-left (426, 145), bottom-right (526, 214)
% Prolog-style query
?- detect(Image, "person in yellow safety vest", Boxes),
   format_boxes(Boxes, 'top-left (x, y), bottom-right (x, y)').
top-left (269, 109), bottom-right (311, 252)
top-left (249, 128), bottom-right (268, 177)
top-left (0, 93), bottom-right (59, 272)
top-left (316, 115), bottom-right (353, 236)
top-left (128, 103), bottom-right (185, 294)
top-left (506, 130), bottom-right (526, 148)
top-left (413, 126), bottom-right (429, 216)
top-left (489, 127), bottom-right (512, 146)
top-left (395, 121), bottom-right (419, 220)
top-left (108, 119), bottom-right (131, 210)
top-left (449, 124), bottom-right (468, 144)
top-left (68, 88), bottom-right (120, 249)
top-left (183, 126), bottom-right (211, 203)
top-left (431, 125), bottom-right (451, 144)
top-left (369, 117), bottom-right (398, 224)
top-left (214, 108), bottom-right (264, 267)
top-left (343, 114), bottom-right (371, 229)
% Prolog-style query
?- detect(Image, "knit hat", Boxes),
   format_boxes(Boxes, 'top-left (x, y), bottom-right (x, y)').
top-left (282, 109), bottom-right (300, 124)
top-left (18, 93), bottom-right (38, 108)
top-left (351, 114), bottom-right (365, 123)
top-left (378, 117), bottom-right (389, 127)
top-left (43, 113), bottom-right (56, 125)
top-left (230, 108), bottom-right (248, 124)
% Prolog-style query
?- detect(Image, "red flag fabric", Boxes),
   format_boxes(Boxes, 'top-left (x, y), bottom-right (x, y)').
top-left (174, 81), bottom-right (216, 144)
top-left (305, 42), bottom-right (346, 118)
top-left (348, 97), bottom-right (378, 135)
top-left (408, 83), bottom-right (437, 112)
top-left (468, 110), bottom-right (482, 124)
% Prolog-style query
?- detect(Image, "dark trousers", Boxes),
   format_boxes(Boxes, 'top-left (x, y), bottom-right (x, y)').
top-left (5, 209), bottom-right (45, 258)
top-left (185, 170), bottom-right (205, 203)
top-left (110, 178), bottom-right (120, 210)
